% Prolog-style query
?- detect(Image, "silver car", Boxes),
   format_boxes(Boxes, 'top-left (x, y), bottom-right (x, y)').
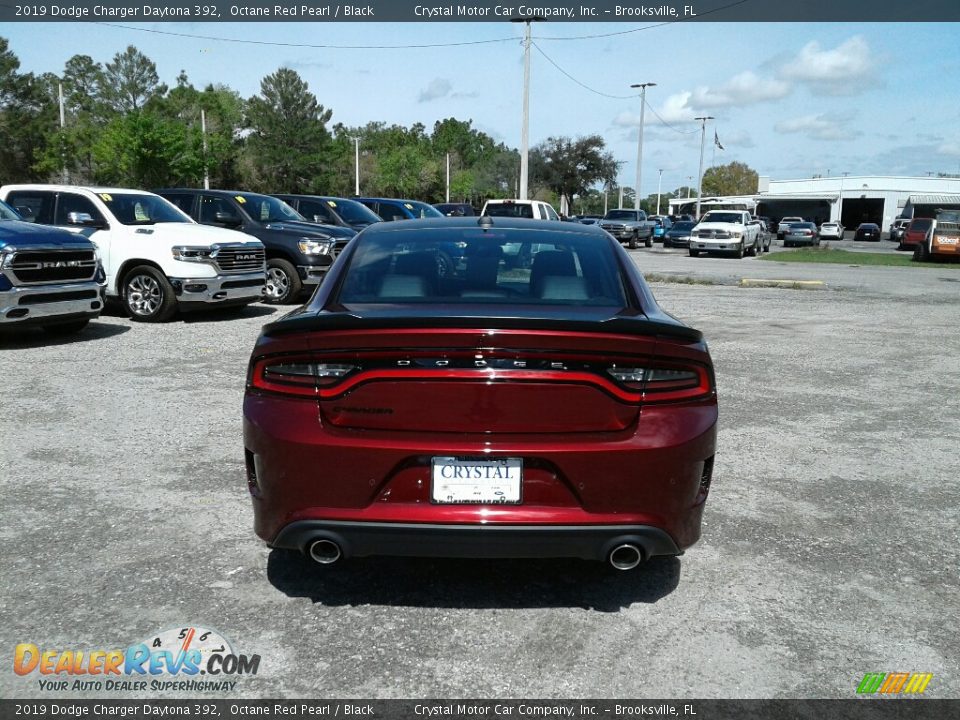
top-left (783, 222), bottom-right (820, 248)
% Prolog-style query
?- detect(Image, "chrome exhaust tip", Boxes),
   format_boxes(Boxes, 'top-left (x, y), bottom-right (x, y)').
top-left (307, 538), bottom-right (342, 565)
top-left (608, 543), bottom-right (643, 571)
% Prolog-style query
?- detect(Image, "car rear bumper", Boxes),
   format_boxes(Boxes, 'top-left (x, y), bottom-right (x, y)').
top-left (243, 395), bottom-right (718, 556)
top-left (272, 520), bottom-right (682, 561)
top-left (0, 281), bottom-right (104, 325)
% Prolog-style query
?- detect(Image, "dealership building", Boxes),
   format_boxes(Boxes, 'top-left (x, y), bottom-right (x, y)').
top-left (669, 175), bottom-right (960, 229)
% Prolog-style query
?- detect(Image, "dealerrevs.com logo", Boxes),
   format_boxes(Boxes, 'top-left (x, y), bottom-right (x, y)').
top-left (856, 672), bottom-right (934, 697)
top-left (14, 626), bottom-right (260, 692)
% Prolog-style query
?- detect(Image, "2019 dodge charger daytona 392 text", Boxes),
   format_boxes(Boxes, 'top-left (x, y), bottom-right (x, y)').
top-left (243, 217), bottom-right (718, 570)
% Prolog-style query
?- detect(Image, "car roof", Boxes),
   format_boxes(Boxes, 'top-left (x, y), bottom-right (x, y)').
top-left (2, 184), bottom-right (161, 195)
top-left (355, 215), bottom-right (606, 238)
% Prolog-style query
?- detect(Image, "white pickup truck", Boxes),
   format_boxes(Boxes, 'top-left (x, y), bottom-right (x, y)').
top-left (0, 185), bottom-right (266, 322)
top-left (689, 210), bottom-right (762, 259)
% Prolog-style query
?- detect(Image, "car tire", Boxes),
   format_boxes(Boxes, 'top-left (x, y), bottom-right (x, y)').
top-left (436, 251), bottom-right (455, 278)
top-left (735, 241), bottom-right (745, 259)
top-left (644, 236), bottom-right (653, 248)
top-left (264, 258), bottom-right (302, 304)
top-left (688, 249), bottom-right (699, 257)
top-left (123, 265), bottom-right (177, 323)
top-left (42, 319), bottom-right (90, 335)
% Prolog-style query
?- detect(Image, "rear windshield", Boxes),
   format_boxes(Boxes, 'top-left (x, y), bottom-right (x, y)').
top-left (486, 203), bottom-right (534, 219)
top-left (336, 228), bottom-right (627, 308)
top-left (671, 221), bottom-right (695, 231)
top-left (909, 219), bottom-right (932, 231)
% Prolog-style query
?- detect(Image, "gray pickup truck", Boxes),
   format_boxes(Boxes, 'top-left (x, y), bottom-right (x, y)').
top-left (598, 209), bottom-right (654, 249)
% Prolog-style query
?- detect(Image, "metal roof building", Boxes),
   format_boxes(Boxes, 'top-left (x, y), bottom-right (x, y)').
top-left (669, 176), bottom-right (960, 230)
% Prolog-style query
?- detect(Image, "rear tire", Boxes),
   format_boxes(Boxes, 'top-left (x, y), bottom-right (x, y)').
top-left (644, 235), bottom-right (653, 248)
top-left (735, 241), bottom-right (745, 259)
top-left (689, 249), bottom-right (699, 257)
top-left (264, 258), bottom-right (302, 304)
top-left (123, 265), bottom-right (177, 323)
top-left (42, 319), bottom-right (90, 335)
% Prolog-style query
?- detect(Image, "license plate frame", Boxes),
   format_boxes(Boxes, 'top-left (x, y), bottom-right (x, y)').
top-left (430, 457), bottom-right (523, 505)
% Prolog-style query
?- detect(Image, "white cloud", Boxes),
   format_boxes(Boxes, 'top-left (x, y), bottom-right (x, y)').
top-left (774, 114), bottom-right (861, 141)
top-left (780, 36), bottom-right (878, 95)
top-left (719, 129), bottom-right (755, 149)
top-left (648, 72), bottom-right (790, 122)
top-left (938, 141), bottom-right (960, 158)
top-left (418, 78), bottom-right (452, 103)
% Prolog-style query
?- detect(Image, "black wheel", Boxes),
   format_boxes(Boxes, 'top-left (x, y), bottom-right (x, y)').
top-left (123, 265), bottom-right (177, 322)
top-left (436, 251), bottom-right (455, 278)
top-left (42, 319), bottom-right (90, 335)
top-left (914, 242), bottom-right (932, 262)
top-left (264, 258), bottom-right (302, 304)
top-left (735, 241), bottom-right (745, 259)
top-left (628, 233), bottom-right (639, 250)
top-left (644, 236), bottom-right (653, 248)
top-left (747, 240), bottom-right (758, 257)
top-left (688, 249), bottom-right (699, 257)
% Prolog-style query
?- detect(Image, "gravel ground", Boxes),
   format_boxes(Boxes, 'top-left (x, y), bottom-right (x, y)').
top-left (1, 251), bottom-right (958, 700)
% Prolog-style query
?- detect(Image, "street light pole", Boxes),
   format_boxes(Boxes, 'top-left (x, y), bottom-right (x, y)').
top-left (839, 171), bottom-right (849, 227)
top-left (353, 137), bottom-right (360, 196)
top-left (656, 168), bottom-right (664, 215)
top-left (630, 82), bottom-right (655, 212)
top-left (694, 116), bottom-right (714, 219)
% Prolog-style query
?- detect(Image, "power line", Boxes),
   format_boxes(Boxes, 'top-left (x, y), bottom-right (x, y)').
top-left (90, 21), bottom-right (518, 50)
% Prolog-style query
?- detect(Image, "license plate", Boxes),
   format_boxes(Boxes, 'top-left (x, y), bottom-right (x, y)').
top-left (431, 457), bottom-right (522, 504)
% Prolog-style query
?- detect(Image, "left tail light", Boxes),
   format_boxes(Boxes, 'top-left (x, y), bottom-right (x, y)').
top-left (249, 355), bottom-right (355, 397)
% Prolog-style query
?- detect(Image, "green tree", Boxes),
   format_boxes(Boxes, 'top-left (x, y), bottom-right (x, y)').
top-left (245, 67), bottom-right (332, 192)
top-left (701, 161), bottom-right (758, 197)
top-left (101, 46), bottom-right (165, 113)
top-left (92, 111), bottom-right (201, 187)
top-left (530, 135), bottom-right (619, 211)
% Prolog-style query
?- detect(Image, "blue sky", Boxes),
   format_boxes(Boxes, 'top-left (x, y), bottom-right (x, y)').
top-left (3, 21), bottom-right (959, 195)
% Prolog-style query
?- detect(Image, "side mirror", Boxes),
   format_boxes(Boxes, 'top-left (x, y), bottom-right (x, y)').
top-left (214, 211), bottom-right (242, 226)
top-left (67, 211), bottom-right (104, 228)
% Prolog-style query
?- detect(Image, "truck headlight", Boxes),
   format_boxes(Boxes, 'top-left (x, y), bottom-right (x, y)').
top-left (731, 231), bottom-right (742, 238)
top-left (172, 246), bottom-right (214, 262)
top-left (298, 238), bottom-right (334, 255)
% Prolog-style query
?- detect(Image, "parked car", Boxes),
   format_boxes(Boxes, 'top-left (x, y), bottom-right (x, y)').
top-left (783, 222), bottom-right (820, 247)
top-left (689, 210), bottom-right (761, 258)
top-left (751, 218), bottom-right (771, 253)
top-left (663, 220), bottom-right (696, 248)
top-left (900, 218), bottom-right (933, 250)
top-left (853, 223), bottom-right (881, 242)
top-left (0, 198), bottom-right (105, 334)
top-left (598, 209), bottom-right (653, 249)
top-left (434, 202), bottom-right (476, 217)
top-left (2, 184), bottom-right (266, 322)
top-left (756, 216), bottom-right (775, 233)
top-left (819, 221), bottom-right (844, 240)
top-left (273, 194), bottom-right (381, 232)
top-left (356, 197), bottom-right (445, 221)
top-left (914, 210), bottom-right (960, 262)
top-left (649, 215), bottom-right (673, 242)
top-left (574, 215), bottom-right (602, 225)
top-left (889, 217), bottom-right (910, 246)
top-left (157, 188), bottom-right (354, 304)
top-left (777, 216), bottom-right (804, 239)
top-left (480, 199), bottom-right (560, 221)
top-left (243, 217), bottom-right (718, 569)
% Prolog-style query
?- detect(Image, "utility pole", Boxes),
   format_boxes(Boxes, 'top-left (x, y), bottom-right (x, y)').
top-left (694, 116), bottom-right (714, 219)
top-left (58, 82), bottom-right (68, 184)
top-left (200, 108), bottom-right (209, 190)
top-left (656, 168), bottom-right (664, 215)
top-left (353, 137), bottom-right (360, 196)
top-left (687, 177), bottom-right (693, 199)
top-left (446, 152), bottom-right (450, 203)
top-left (630, 82), bottom-right (655, 212)
top-left (511, 17), bottom-right (544, 200)
top-left (839, 172), bottom-right (849, 226)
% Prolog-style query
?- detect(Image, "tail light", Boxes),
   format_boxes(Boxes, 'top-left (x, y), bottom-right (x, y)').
top-left (606, 364), bottom-right (713, 403)
top-left (249, 355), bottom-right (355, 397)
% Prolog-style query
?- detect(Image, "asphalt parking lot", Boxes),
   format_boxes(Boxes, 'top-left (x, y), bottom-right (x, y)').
top-left (1, 247), bottom-right (958, 700)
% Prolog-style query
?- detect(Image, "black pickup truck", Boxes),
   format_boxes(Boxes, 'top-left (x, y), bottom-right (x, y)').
top-left (156, 189), bottom-right (355, 303)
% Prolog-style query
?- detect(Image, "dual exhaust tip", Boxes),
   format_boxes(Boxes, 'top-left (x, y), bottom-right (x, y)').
top-left (306, 538), bottom-right (646, 571)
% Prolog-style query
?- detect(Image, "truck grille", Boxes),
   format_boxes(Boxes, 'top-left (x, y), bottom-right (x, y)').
top-left (696, 230), bottom-right (731, 239)
top-left (8, 249), bottom-right (98, 284)
top-left (214, 245), bottom-right (265, 273)
top-left (600, 223), bottom-right (625, 232)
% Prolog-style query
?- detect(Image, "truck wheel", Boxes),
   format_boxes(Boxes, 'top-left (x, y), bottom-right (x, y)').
top-left (644, 235), bottom-right (653, 248)
top-left (123, 265), bottom-right (177, 322)
top-left (42, 319), bottom-right (90, 335)
top-left (628, 233), bottom-right (638, 250)
top-left (688, 249), bottom-right (699, 258)
top-left (264, 258), bottom-right (302, 304)
top-left (747, 241), bottom-right (758, 257)
top-left (735, 241), bottom-right (745, 259)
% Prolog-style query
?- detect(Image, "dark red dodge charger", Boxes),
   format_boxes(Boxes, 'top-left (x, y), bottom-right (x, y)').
top-left (244, 216), bottom-right (718, 570)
